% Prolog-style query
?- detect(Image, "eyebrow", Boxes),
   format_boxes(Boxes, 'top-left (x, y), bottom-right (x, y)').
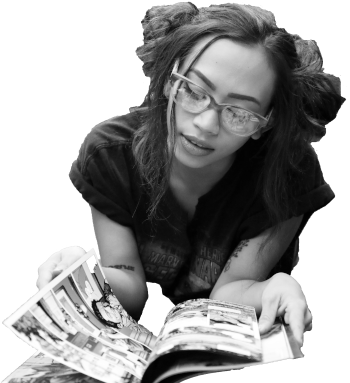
top-left (188, 68), bottom-right (261, 107)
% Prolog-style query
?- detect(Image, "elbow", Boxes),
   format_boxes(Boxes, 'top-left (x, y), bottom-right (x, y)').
top-left (129, 282), bottom-right (148, 321)
top-left (137, 285), bottom-right (149, 321)
top-left (209, 285), bottom-right (223, 301)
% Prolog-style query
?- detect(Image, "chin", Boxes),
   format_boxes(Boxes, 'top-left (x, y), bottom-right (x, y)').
top-left (174, 145), bottom-right (222, 170)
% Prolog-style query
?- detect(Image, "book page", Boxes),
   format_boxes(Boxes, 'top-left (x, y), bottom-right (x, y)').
top-left (2, 352), bottom-right (102, 383)
top-left (3, 249), bottom-right (153, 383)
top-left (148, 299), bottom-right (261, 364)
top-left (143, 319), bottom-right (303, 383)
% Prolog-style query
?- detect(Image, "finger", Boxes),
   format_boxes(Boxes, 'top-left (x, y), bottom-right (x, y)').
top-left (36, 251), bottom-right (64, 289)
top-left (36, 269), bottom-right (56, 289)
top-left (305, 307), bottom-right (314, 326)
top-left (36, 247), bottom-right (86, 289)
top-left (305, 322), bottom-right (312, 332)
top-left (259, 297), bottom-right (279, 335)
top-left (39, 251), bottom-right (63, 272)
top-left (285, 305), bottom-right (306, 347)
top-left (304, 309), bottom-right (313, 332)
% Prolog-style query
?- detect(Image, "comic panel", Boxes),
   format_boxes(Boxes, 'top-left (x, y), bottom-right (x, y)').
top-left (29, 302), bottom-right (148, 375)
top-left (88, 259), bottom-right (156, 349)
top-left (54, 283), bottom-right (105, 333)
top-left (7, 310), bottom-right (136, 383)
top-left (164, 299), bottom-right (210, 324)
top-left (153, 299), bottom-right (262, 362)
top-left (41, 290), bottom-right (96, 335)
top-left (42, 289), bottom-right (151, 360)
top-left (52, 263), bottom-right (154, 352)
top-left (71, 262), bottom-right (104, 311)
top-left (208, 303), bottom-right (260, 339)
top-left (2, 352), bottom-right (104, 383)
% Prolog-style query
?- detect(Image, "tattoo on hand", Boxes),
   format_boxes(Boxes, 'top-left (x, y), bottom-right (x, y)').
top-left (107, 265), bottom-right (135, 271)
top-left (224, 240), bottom-right (249, 272)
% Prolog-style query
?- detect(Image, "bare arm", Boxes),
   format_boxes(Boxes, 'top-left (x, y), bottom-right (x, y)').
top-left (210, 215), bottom-right (304, 310)
top-left (91, 206), bottom-right (148, 321)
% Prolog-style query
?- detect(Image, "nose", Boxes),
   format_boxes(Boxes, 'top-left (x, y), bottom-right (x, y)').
top-left (192, 109), bottom-right (220, 135)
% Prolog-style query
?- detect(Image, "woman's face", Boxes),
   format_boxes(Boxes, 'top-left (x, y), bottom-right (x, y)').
top-left (172, 38), bottom-right (276, 171)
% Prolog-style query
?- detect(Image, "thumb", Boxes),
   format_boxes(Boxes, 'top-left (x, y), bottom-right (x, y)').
top-left (258, 298), bottom-right (279, 335)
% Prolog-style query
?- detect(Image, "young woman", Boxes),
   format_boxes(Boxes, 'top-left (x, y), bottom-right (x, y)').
top-left (36, 2), bottom-right (344, 348)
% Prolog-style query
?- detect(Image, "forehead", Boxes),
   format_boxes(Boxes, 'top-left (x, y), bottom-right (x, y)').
top-left (182, 37), bottom-right (276, 110)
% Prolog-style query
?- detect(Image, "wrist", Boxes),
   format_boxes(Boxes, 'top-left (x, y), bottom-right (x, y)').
top-left (210, 279), bottom-right (270, 314)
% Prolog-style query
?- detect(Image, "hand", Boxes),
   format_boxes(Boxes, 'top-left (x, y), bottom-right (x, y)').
top-left (36, 246), bottom-right (86, 289)
top-left (258, 272), bottom-right (312, 348)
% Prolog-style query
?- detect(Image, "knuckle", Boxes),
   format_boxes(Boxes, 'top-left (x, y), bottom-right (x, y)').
top-left (296, 298), bottom-right (307, 310)
top-left (37, 264), bottom-right (45, 273)
top-left (292, 298), bottom-right (307, 311)
top-left (274, 272), bottom-right (294, 283)
top-left (56, 263), bottom-right (67, 271)
top-left (261, 293), bottom-right (279, 306)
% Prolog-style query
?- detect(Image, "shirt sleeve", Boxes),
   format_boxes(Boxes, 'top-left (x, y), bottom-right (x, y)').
top-left (239, 146), bottom-right (335, 241)
top-left (69, 125), bottom-right (138, 227)
top-left (236, 146), bottom-right (334, 275)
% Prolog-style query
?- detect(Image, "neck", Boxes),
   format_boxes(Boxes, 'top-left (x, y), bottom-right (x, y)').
top-left (170, 154), bottom-right (236, 196)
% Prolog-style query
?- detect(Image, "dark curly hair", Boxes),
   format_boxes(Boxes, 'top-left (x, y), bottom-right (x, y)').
top-left (132, 2), bottom-right (344, 235)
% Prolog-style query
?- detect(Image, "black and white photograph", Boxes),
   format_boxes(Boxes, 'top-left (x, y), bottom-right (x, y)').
top-left (3, 0), bottom-right (347, 383)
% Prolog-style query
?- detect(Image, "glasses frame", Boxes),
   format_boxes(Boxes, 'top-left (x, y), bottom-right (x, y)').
top-left (170, 62), bottom-right (273, 137)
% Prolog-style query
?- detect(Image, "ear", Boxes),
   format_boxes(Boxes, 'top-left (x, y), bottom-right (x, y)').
top-left (163, 80), bottom-right (171, 98)
top-left (251, 121), bottom-right (274, 140)
top-left (251, 108), bottom-right (274, 140)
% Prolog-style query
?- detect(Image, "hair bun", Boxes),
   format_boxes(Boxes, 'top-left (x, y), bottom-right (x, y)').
top-left (141, 2), bottom-right (198, 42)
top-left (294, 36), bottom-right (323, 70)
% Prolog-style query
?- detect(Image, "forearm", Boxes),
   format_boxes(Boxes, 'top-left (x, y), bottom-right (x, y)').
top-left (102, 267), bottom-right (148, 321)
top-left (210, 278), bottom-right (270, 315)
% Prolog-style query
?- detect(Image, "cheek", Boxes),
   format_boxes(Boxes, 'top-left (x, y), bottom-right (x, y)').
top-left (173, 104), bottom-right (251, 154)
top-left (218, 134), bottom-right (250, 155)
top-left (174, 104), bottom-right (193, 130)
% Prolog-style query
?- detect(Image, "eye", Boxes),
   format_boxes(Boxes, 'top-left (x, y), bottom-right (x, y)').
top-left (182, 81), bottom-right (207, 101)
top-left (222, 108), bottom-right (252, 128)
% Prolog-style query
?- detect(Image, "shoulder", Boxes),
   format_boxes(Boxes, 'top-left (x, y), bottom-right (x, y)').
top-left (70, 110), bottom-right (145, 192)
top-left (290, 144), bottom-right (335, 214)
top-left (79, 111), bottom-right (142, 166)
top-left (73, 110), bottom-right (146, 178)
top-left (292, 144), bottom-right (330, 195)
top-left (69, 111), bottom-right (146, 225)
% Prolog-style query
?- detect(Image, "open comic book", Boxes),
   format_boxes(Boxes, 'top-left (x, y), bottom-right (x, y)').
top-left (3, 249), bottom-right (303, 383)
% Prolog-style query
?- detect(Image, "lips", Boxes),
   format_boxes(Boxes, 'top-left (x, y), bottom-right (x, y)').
top-left (180, 134), bottom-right (214, 156)
top-left (182, 134), bottom-right (214, 149)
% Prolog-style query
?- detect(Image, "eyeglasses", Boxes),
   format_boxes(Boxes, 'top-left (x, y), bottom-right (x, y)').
top-left (170, 71), bottom-right (272, 137)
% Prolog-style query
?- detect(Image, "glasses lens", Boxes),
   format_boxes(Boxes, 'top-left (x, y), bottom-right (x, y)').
top-left (175, 80), bottom-right (209, 113)
top-left (172, 77), bottom-right (266, 137)
top-left (221, 107), bottom-right (260, 135)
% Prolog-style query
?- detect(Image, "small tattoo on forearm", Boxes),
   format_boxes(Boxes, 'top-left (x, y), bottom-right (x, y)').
top-left (224, 240), bottom-right (249, 272)
top-left (107, 265), bottom-right (135, 271)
